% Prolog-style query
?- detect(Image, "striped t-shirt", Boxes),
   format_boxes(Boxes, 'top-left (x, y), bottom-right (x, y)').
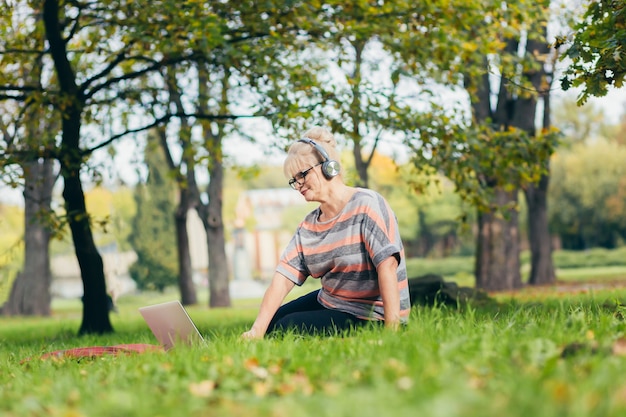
top-left (276, 188), bottom-right (411, 323)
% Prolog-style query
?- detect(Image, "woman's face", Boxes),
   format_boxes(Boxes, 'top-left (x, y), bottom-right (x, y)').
top-left (288, 160), bottom-right (324, 201)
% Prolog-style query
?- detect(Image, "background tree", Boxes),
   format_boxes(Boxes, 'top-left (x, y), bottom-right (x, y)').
top-left (392, 1), bottom-right (557, 290)
top-left (549, 139), bottom-right (626, 249)
top-left (552, 100), bottom-right (612, 146)
top-left (0, 0), bottom-right (223, 333)
top-left (2, 159), bottom-right (57, 315)
top-left (153, 68), bottom-right (198, 306)
top-left (129, 135), bottom-right (178, 292)
top-left (0, 3), bottom-right (59, 316)
top-left (144, 1), bottom-right (329, 307)
top-left (517, 16), bottom-right (557, 287)
top-left (549, 96), bottom-right (626, 249)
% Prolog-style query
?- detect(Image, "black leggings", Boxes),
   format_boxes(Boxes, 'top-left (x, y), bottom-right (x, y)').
top-left (266, 289), bottom-right (375, 336)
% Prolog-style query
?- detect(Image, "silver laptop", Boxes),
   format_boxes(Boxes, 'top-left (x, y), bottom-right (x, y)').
top-left (138, 300), bottom-right (205, 351)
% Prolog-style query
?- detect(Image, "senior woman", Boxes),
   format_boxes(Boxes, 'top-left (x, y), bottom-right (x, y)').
top-left (242, 126), bottom-right (410, 339)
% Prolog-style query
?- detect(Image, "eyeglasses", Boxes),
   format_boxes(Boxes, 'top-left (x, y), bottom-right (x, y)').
top-left (288, 163), bottom-right (322, 190)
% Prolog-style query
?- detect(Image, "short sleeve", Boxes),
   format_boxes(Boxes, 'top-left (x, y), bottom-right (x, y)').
top-left (362, 193), bottom-right (402, 268)
top-left (275, 232), bottom-right (310, 286)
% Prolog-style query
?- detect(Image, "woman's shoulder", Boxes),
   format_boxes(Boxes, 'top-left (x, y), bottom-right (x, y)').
top-left (350, 188), bottom-right (394, 216)
top-left (352, 187), bottom-right (385, 203)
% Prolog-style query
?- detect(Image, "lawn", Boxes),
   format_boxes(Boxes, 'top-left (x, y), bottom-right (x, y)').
top-left (2, 283), bottom-right (626, 416)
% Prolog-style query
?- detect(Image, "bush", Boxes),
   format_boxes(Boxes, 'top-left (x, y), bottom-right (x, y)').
top-left (406, 247), bottom-right (626, 279)
top-left (406, 256), bottom-right (475, 278)
top-left (553, 247), bottom-right (626, 269)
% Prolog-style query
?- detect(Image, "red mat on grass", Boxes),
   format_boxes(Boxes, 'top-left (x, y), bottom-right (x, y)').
top-left (23, 343), bottom-right (163, 363)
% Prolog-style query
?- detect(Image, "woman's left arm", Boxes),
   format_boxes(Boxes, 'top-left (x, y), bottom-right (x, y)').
top-left (377, 255), bottom-right (400, 330)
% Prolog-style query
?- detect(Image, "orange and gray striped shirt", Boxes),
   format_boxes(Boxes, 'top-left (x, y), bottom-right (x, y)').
top-left (276, 188), bottom-right (410, 323)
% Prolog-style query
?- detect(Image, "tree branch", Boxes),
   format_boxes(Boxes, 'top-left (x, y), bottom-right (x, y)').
top-left (81, 109), bottom-right (264, 157)
top-left (83, 53), bottom-right (199, 100)
top-left (81, 113), bottom-right (173, 156)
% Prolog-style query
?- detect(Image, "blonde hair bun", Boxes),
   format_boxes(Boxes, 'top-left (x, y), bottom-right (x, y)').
top-left (302, 126), bottom-right (337, 149)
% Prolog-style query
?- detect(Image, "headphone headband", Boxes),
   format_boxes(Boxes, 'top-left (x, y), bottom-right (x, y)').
top-left (298, 138), bottom-right (330, 160)
top-left (297, 137), bottom-right (340, 179)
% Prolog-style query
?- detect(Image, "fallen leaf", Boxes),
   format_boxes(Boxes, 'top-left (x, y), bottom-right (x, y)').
top-left (612, 338), bottom-right (626, 356)
top-left (253, 381), bottom-right (271, 397)
top-left (244, 357), bottom-right (259, 369)
top-left (189, 380), bottom-right (216, 398)
top-left (396, 376), bottom-right (413, 391)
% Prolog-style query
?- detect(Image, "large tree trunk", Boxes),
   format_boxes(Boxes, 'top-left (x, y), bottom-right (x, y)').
top-left (2, 159), bottom-right (55, 316)
top-left (475, 187), bottom-right (523, 291)
top-left (2, 13), bottom-right (56, 316)
top-left (467, 45), bottom-right (524, 292)
top-left (469, 24), bottom-right (555, 292)
top-left (44, 0), bottom-right (112, 334)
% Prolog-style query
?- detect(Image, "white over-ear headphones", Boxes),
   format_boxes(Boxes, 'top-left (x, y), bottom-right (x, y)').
top-left (298, 138), bottom-right (341, 179)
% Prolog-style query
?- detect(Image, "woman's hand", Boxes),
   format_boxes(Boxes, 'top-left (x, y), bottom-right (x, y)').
top-left (241, 272), bottom-right (296, 340)
top-left (241, 327), bottom-right (263, 340)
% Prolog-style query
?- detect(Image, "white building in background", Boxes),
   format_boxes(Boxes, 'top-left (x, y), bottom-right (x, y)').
top-left (184, 187), bottom-right (310, 282)
top-left (231, 188), bottom-right (312, 281)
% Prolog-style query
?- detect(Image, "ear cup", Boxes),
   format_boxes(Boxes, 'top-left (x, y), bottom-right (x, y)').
top-left (321, 159), bottom-right (341, 179)
top-left (298, 138), bottom-right (340, 179)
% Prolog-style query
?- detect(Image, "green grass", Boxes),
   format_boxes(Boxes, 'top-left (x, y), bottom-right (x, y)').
top-left (3, 286), bottom-right (626, 417)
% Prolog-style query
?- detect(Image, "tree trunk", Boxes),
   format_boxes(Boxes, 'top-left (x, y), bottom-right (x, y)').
top-left (175, 191), bottom-right (197, 305)
top-left (44, 0), bottom-right (112, 334)
top-left (196, 63), bottom-right (231, 308)
top-left (475, 187), bottom-right (522, 291)
top-left (161, 68), bottom-right (198, 305)
top-left (2, 6), bottom-right (55, 316)
top-left (2, 159), bottom-right (54, 316)
top-left (466, 48), bottom-right (524, 292)
top-left (517, 29), bottom-right (556, 286)
top-left (64, 171), bottom-right (113, 334)
top-left (349, 40), bottom-right (369, 188)
top-left (524, 173), bottom-right (555, 285)
top-left (352, 138), bottom-right (369, 188)
top-left (201, 151), bottom-right (231, 307)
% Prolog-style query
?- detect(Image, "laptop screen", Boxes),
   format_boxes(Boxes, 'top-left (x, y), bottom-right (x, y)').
top-left (139, 300), bottom-right (205, 351)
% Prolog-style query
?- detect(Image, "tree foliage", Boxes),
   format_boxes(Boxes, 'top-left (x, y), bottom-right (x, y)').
top-left (560, 0), bottom-right (626, 104)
